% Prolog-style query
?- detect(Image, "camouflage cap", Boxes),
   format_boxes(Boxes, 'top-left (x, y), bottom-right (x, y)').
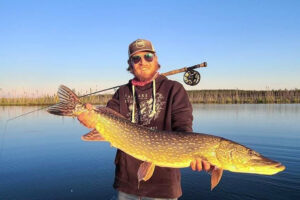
top-left (128, 39), bottom-right (156, 57)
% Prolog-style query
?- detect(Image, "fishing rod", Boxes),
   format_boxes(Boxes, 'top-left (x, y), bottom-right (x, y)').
top-left (80, 62), bottom-right (207, 98)
top-left (6, 62), bottom-right (207, 121)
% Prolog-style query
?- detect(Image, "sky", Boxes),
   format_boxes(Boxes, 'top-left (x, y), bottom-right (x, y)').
top-left (0, 0), bottom-right (299, 97)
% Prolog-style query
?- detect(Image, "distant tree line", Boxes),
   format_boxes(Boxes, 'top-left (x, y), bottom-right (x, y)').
top-left (187, 89), bottom-right (300, 104)
top-left (1, 89), bottom-right (299, 106)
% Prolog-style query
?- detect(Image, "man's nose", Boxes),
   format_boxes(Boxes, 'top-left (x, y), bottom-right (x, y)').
top-left (138, 57), bottom-right (145, 65)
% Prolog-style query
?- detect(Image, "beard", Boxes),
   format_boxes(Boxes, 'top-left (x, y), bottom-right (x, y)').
top-left (134, 63), bottom-right (159, 82)
top-left (137, 70), bottom-right (158, 82)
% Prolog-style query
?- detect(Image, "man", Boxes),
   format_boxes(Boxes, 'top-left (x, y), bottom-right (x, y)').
top-left (79, 39), bottom-right (213, 199)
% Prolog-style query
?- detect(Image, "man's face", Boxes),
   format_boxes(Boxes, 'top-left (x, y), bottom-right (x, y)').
top-left (130, 51), bottom-right (159, 81)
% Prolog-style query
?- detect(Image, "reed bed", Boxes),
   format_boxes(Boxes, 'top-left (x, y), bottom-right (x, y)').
top-left (1, 89), bottom-right (299, 106)
top-left (0, 94), bottom-right (113, 106)
top-left (187, 89), bottom-right (300, 104)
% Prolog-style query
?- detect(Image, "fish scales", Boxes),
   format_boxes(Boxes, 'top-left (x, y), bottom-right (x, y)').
top-left (95, 108), bottom-right (224, 168)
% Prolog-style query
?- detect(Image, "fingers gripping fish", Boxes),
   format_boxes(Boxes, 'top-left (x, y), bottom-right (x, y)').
top-left (47, 85), bottom-right (285, 190)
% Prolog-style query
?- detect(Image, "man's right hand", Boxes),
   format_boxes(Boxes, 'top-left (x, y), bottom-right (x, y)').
top-left (77, 103), bottom-right (98, 128)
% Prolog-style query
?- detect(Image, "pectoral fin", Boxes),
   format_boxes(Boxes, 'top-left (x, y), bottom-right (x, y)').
top-left (81, 129), bottom-right (106, 141)
top-left (137, 162), bottom-right (155, 182)
top-left (211, 167), bottom-right (223, 191)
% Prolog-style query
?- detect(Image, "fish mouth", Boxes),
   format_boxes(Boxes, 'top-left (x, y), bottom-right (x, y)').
top-left (247, 157), bottom-right (286, 174)
top-left (262, 162), bottom-right (285, 174)
top-left (274, 163), bottom-right (285, 172)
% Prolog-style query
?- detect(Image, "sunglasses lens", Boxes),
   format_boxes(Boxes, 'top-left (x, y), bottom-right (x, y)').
top-left (131, 53), bottom-right (154, 64)
top-left (131, 56), bottom-right (141, 64)
top-left (144, 53), bottom-right (154, 62)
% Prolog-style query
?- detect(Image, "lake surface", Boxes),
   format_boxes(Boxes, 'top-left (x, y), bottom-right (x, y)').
top-left (0, 104), bottom-right (299, 200)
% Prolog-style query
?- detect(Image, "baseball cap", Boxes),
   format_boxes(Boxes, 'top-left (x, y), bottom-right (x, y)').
top-left (128, 39), bottom-right (156, 57)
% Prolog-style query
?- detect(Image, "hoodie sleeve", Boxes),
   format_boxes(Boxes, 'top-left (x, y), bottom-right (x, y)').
top-left (106, 89), bottom-right (120, 113)
top-left (171, 83), bottom-right (193, 132)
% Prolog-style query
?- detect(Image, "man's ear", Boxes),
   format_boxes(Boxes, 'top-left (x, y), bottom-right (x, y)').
top-left (127, 59), bottom-right (133, 73)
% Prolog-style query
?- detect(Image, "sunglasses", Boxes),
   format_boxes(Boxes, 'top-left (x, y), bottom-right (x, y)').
top-left (131, 53), bottom-right (154, 64)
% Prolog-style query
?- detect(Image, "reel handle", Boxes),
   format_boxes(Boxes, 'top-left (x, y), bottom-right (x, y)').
top-left (161, 62), bottom-right (207, 77)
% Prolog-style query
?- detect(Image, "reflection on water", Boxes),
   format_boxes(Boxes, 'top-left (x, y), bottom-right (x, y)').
top-left (0, 105), bottom-right (299, 200)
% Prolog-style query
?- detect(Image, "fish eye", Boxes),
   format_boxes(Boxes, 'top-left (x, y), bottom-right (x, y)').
top-left (249, 150), bottom-right (260, 156)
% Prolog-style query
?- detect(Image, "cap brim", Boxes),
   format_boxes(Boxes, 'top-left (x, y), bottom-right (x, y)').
top-left (129, 49), bottom-right (156, 57)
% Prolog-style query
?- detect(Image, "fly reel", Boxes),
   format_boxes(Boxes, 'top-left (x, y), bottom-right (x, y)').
top-left (183, 69), bottom-right (201, 86)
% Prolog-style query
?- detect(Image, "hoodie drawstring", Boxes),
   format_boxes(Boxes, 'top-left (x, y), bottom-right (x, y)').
top-left (150, 79), bottom-right (156, 117)
top-left (131, 84), bottom-right (136, 123)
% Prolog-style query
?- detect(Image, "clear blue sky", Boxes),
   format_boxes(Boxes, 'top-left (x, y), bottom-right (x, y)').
top-left (0, 0), bottom-right (299, 97)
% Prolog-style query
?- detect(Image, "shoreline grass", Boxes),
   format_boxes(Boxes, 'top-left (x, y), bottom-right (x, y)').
top-left (187, 89), bottom-right (300, 104)
top-left (1, 89), bottom-right (299, 106)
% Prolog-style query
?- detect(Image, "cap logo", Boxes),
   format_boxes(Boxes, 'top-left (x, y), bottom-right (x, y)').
top-left (135, 40), bottom-right (145, 48)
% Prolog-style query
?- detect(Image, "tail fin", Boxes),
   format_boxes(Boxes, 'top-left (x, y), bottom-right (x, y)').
top-left (47, 85), bottom-right (81, 116)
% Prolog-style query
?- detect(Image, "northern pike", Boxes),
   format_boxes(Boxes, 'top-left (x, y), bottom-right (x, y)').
top-left (48, 85), bottom-right (285, 190)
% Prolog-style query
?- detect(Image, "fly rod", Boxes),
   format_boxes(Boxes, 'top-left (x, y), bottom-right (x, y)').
top-left (79, 62), bottom-right (207, 98)
top-left (7, 62), bottom-right (207, 121)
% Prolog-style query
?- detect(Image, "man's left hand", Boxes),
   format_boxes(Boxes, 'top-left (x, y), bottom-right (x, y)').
top-left (190, 159), bottom-right (214, 172)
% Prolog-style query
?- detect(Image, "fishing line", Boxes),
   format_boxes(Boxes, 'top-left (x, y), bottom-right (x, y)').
top-left (0, 121), bottom-right (9, 164)
top-left (6, 105), bottom-right (52, 122)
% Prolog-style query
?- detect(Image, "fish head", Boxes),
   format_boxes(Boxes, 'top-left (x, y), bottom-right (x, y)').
top-left (240, 150), bottom-right (285, 175)
top-left (217, 140), bottom-right (285, 175)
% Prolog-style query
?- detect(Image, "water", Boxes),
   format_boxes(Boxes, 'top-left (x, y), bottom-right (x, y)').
top-left (0, 104), bottom-right (299, 200)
